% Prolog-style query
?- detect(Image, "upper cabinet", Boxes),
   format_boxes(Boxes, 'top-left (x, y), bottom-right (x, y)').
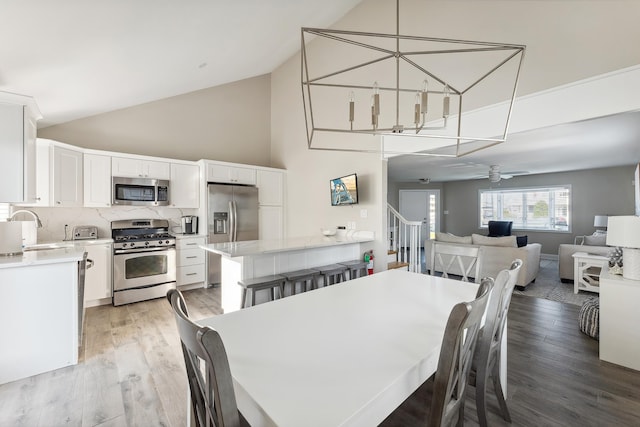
top-left (257, 170), bottom-right (284, 206)
top-left (112, 156), bottom-right (170, 180)
top-left (52, 145), bottom-right (84, 207)
top-left (0, 92), bottom-right (41, 203)
top-left (170, 163), bottom-right (199, 208)
top-left (206, 163), bottom-right (256, 185)
top-left (84, 154), bottom-right (111, 207)
top-left (31, 140), bottom-right (84, 207)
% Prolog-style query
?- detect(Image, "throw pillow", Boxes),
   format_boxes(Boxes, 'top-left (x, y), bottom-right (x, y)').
top-left (516, 235), bottom-right (528, 248)
top-left (584, 234), bottom-right (607, 246)
top-left (435, 232), bottom-right (473, 244)
top-left (472, 233), bottom-right (518, 247)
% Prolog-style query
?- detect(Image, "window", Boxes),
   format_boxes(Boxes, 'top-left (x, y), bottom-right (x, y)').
top-left (479, 186), bottom-right (571, 232)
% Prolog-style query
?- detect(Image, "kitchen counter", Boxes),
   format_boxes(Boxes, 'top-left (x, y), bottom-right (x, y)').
top-left (202, 232), bottom-right (375, 313)
top-left (1, 246), bottom-right (85, 384)
top-left (0, 246), bottom-right (86, 269)
top-left (202, 232), bottom-right (374, 257)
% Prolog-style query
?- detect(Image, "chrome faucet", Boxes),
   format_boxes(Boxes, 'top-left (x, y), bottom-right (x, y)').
top-left (9, 209), bottom-right (43, 228)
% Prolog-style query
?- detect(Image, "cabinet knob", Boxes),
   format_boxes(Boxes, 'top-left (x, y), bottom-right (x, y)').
top-left (56, 201), bottom-right (61, 204)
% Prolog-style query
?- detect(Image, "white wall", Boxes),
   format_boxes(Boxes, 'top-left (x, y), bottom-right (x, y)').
top-left (270, 52), bottom-right (386, 267)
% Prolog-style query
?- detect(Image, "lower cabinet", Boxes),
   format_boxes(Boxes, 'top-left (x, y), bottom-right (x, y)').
top-left (83, 242), bottom-right (113, 305)
top-left (176, 235), bottom-right (206, 287)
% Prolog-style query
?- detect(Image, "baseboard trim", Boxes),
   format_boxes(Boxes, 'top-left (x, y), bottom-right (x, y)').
top-left (541, 253), bottom-right (558, 261)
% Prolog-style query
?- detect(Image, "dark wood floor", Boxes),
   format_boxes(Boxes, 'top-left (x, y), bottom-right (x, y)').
top-left (1, 286), bottom-right (640, 426)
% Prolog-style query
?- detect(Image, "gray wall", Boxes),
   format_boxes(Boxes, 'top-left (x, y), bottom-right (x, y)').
top-left (390, 165), bottom-right (636, 255)
top-left (39, 74), bottom-right (272, 167)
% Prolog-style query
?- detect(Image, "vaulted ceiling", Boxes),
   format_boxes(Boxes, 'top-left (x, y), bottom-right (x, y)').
top-left (2, 0), bottom-right (639, 182)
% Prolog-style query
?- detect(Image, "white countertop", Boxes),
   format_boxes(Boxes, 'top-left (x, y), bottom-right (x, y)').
top-left (26, 238), bottom-right (114, 250)
top-left (0, 247), bottom-right (87, 269)
top-left (202, 233), bottom-right (374, 257)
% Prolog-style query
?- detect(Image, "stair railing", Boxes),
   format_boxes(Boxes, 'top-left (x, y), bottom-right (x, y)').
top-left (387, 204), bottom-right (422, 273)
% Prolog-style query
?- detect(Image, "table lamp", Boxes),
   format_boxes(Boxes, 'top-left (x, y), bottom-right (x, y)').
top-left (594, 215), bottom-right (608, 235)
top-left (606, 216), bottom-right (640, 281)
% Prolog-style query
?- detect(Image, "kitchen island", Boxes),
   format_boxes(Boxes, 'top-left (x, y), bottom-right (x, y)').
top-left (0, 247), bottom-right (86, 384)
top-left (202, 232), bottom-right (374, 313)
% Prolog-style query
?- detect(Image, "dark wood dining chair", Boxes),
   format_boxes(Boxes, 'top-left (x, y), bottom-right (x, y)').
top-left (167, 289), bottom-right (244, 427)
top-left (469, 259), bottom-right (522, 427)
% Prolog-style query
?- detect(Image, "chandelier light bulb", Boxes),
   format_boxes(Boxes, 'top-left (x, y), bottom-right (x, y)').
top-left (414, 91), bottom-right (421, 126)
top-left (421, 79), bottom-right (429, 113)
top-left (348, 91), bottom-right (355, 125)
top-left (372, 81), bottom-right (380, 116)
top-left (442, 84), bottom-right (450, 119)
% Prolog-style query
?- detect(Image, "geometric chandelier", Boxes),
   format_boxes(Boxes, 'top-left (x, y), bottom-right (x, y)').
top-left (301, 0), bottom-right (526, 157)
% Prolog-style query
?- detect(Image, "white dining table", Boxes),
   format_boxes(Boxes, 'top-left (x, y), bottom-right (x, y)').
top-left (199, 269), bottom-right (482, 427)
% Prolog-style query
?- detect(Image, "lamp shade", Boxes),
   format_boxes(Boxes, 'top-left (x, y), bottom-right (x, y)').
top-left (594, 215), bottom-right (608, 228)
top-left (606, 216), bottom-right (640, 248)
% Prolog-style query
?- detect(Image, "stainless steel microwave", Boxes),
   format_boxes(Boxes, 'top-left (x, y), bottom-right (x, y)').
top-left (112, 177), bottom-right (170, 206)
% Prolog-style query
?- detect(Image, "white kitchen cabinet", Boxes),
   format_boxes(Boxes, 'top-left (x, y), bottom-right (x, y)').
top-left (53, 145), bottom-right (84, 207)
top-left (31, 140), bottom-right (84, 207)
top-left (84, 154), bottom-right (112, 207)
top-left (257, 169), bottom-right (284, 206)
top-left (259, 206), bottom-right (283, 241)
top-left (256, 169), bottom-right (285, 240)
top-left (206, 163), bottom-right (256, 185)
top-left (0, 94), bottom-right (40, 203)
top-left (83, 242), bottom-right (113, 304)
top-left (176, 236), bottom-right (206, 287)
top-left (170, 163), bottom-right (200, 208)
top-left (112, 156), bottom-right (170, 179)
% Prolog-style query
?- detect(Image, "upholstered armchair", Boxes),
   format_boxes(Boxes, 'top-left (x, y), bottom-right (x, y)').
top-left (488, 221), bottom-right (513, 237)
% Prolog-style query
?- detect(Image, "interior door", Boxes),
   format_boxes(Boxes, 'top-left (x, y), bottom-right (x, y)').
top-left (399, 190), bottom-right (440, 245)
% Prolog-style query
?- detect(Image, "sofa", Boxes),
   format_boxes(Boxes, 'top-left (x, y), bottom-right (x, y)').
top-left (425, 232), bottom-right (542, 288)
top-left (558, 234), bottom-right (611, 282)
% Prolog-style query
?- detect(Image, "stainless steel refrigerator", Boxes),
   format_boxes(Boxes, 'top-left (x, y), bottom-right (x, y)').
top-left (207, 183), bottom-right (259, 285)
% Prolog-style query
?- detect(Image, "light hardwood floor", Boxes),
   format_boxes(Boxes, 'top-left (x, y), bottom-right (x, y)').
top-left (2, 286), bottom-right (640, 426)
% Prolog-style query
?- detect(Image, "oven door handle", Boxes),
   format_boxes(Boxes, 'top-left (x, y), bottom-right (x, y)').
top-left (114, 246), bottom-right (175, 255)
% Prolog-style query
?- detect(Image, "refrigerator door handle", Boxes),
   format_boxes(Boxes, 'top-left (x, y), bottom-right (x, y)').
top-left (228, 200), bottom-right (235, 242)
top-left (233, 200), bottom-right (238, 241)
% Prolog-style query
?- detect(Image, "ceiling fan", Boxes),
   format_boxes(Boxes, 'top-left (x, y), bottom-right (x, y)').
top-left (484, 165), bottom-right (529, 183)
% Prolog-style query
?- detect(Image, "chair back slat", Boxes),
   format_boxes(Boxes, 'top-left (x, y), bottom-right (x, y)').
top-left (167, 289), bottom-right (241, 427)
top-left (431, 242), bottom-right (481, 282)
top-left (428, 277), bottom-right (493, 427)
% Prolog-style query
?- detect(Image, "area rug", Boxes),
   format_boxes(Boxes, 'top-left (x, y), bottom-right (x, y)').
top-left (513, 259), bottom-right (597, 306)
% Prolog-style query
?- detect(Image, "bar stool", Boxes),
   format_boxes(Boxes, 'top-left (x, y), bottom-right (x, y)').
top-left (238, 274), bottom-right (286, 309)
top-left (339, 259), bottom-right (369, 280)
top-left (313, 264), bottom-right (348, 287)
top-left (282, 269), bottom-right (320, 295)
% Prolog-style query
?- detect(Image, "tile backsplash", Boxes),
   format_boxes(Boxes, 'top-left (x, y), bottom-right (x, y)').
top-left (27, 206), bottom-right (199, 242)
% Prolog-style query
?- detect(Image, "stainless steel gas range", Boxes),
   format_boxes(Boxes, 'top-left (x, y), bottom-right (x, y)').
top-left (111, 219), bottom-right (176, 306)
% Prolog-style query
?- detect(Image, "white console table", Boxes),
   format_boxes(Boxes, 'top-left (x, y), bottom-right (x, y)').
top-left (599, 268), bottom-right (640, 371)
top-left (573, 252), bottom-right (608, 294)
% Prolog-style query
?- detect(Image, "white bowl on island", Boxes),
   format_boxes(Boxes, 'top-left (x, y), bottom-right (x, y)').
top-left (321, 227), bottom-right (336, 236)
